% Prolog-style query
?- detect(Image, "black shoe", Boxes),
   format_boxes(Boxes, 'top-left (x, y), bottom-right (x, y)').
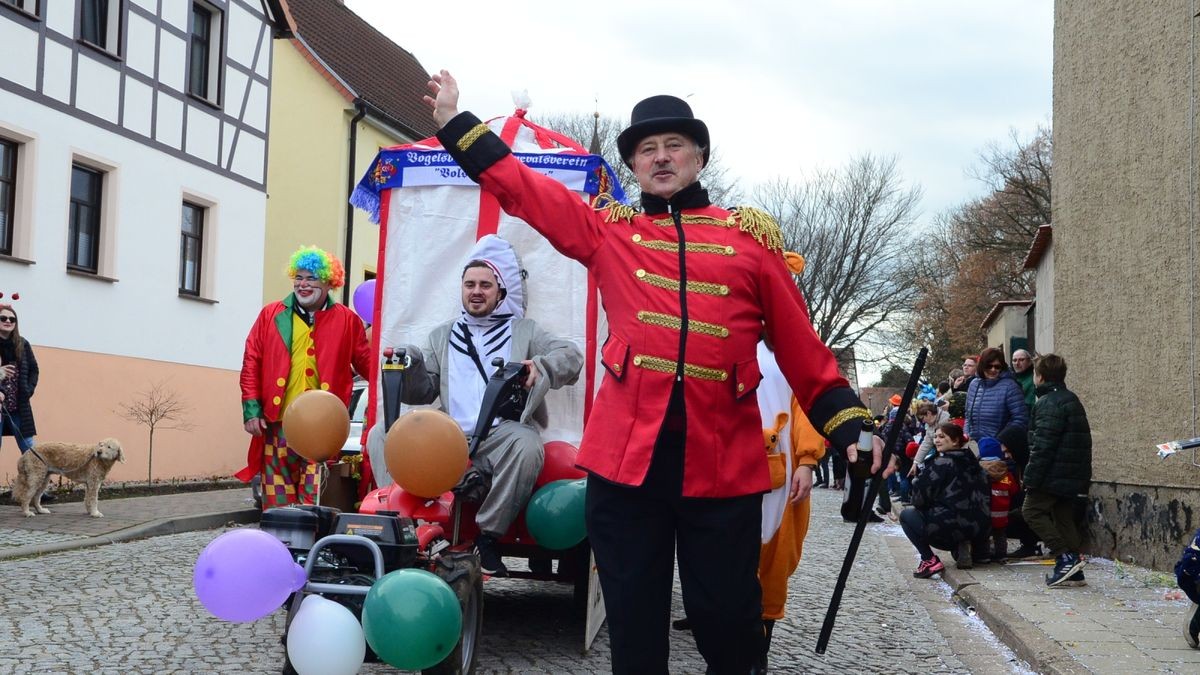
top-left (1006, 542), bottom-right (1044, 560)
top-left (1057, 569), bottom-right (1087, 587)
top-left (1186, 602), bottom-right (1200, 648)
top-left (955, 542), bottom-right (973, 569)
top-left (474, 534), bottom-right (508, 577)
top-left (1046, 552), bottom-right (1086, 587)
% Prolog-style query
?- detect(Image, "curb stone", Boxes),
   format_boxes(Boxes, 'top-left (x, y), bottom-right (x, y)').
top-left (0, 507), bottom-right (259, 561)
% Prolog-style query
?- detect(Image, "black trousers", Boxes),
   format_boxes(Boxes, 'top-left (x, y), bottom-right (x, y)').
top-left (586, 427), bottom-right (764, 674)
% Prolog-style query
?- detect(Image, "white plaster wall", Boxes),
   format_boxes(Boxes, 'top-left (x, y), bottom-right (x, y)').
top-left (225, 67), bottom-right (249, 117)
top-left (186, 104), bottom-right (220, 165)
top-left (0, 88), bottom-right (267, 370)
top-left (41, 41), bottom-right (73, 104)
top-left (130, 0), bottom-right (158, 14)
top-left (76, 55), bottom-right (122, 123)
top-left (221, 121), bottom-right (236, 167)
top-left (125, 11), bottom-right (158, 79)
top-left (0, 13), bottom-right (39, 90)
top-left (161, 0), bottom-right (188, 31)
top-left (244, 80), bottom-right (268, 132)
top-left (156, 91), bottom-right (183, 149)
top-left (227, 2), bottom-right (260, 67)
top-left (254, 26), bottom-right (271, 79)
top-left (158, 31), bottom-right (186, 93)
top-left (229, 131), bottom-right (263, 183)
top-left (123, 77), bottom-right (154, 137)
top-left (43, 0), bottom-right (74, 37)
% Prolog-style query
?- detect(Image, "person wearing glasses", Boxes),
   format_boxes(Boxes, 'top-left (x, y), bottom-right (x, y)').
top-left (0, 304), bottom-right (41, 458)
top-left (963, 347), bottom-right (1028, 446)
top-left (236, 246), bottom-right (372, 508)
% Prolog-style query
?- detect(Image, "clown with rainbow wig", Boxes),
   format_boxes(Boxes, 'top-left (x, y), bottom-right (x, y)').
top-left (236, 245), bottom-right (371, 508)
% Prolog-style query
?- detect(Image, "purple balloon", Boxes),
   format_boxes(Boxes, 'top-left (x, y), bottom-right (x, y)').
top-left (193, 529), bottom-right (306, 622)
top-left (352, 280), bottom-right (376, 324)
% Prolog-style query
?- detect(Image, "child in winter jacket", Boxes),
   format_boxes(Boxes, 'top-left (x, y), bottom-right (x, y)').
top-left (978, 437), bottom-right (1020, 563)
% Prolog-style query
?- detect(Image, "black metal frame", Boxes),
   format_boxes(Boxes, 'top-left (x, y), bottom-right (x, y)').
top-left (0, 138), bottom-right (16, 256)
top-left (179, 200), bottom-right (205, 295)
top-left (67, 164), bottom-right (103, 273)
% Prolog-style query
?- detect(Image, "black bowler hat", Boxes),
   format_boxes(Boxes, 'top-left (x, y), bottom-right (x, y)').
top-left (616, 95), bottom-right (710, 167)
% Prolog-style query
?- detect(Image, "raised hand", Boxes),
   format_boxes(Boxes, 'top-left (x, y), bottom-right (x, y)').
top-left (423, 69), bottom-right (461, 128)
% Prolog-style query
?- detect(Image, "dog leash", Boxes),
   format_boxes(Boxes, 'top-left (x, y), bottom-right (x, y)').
top-left (1, 407), bottom-right (95, 474)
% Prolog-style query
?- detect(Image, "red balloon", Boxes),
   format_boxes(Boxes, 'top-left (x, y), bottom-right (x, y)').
top-left (536, 440), bottom-right (586, 488)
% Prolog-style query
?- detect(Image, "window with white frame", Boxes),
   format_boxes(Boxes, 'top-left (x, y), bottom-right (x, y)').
top-left (0, 139), bottom-right (16, 256)
top-left (79, 0), bottom-right (121, 54)
top-left (188, 1), bottom-right (222, 103)
top-left (180, 201), bottom-right (205, 295)
top-left (68, 164), bottom-right (104, 273)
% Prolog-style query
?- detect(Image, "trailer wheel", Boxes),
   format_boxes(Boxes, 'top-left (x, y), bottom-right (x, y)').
top-left (423, 551), bottom-right (483, 675)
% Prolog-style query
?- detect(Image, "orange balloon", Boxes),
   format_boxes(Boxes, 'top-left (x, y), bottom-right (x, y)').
top-left (385, 410), bottom-right (469, 498)
top-left (281, 390), bottom-right (350, 462)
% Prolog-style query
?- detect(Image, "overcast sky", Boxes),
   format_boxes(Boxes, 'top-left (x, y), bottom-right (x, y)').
top-left (347, 0), bottom-right (1051, 222)
top-left (346, 0), bottom-right (1053, 383)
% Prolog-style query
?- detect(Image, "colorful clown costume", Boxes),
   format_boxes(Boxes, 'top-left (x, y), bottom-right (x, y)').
top-left (236, 247), bottom-right (371, 508)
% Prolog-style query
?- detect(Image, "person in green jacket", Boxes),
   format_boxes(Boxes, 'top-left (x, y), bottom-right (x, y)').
top-left (1022, 353), bottom-right (1093, 587)
top-left (1011, 349), bottom-right (1036, 409)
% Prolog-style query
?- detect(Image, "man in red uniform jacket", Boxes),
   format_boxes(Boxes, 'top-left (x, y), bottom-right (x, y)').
top-left (236, 246), bottom-right (372, 508)
top-left (424, 71), bottom-right (881, 674)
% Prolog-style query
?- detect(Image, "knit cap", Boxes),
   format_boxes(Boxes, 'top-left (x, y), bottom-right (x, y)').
top-left (978, 436), bottom-right (1003, 461)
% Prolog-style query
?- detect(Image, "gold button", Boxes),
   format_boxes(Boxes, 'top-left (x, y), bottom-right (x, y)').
top-left (320, 382), bottom-right (330, 391)
top-left (720, 372), bottom-right (729, 381)
top-left (724, 246), bottom-right (734, 255)
top-left (632, 234), bottom-right (643, 242)
top-left (272, 396), bottom-right (282, 405)
top-left (633, 356), bottom-right (643, 366)
top-left (635, 269), bottom-right (646, 278)
top-left (613, 363), bottom-right (621, 372)
top-left (719, 285), bottom-right (730, 296)
top-left (737, 383), bottom-right (745, 392)
top-left (720, 328), bottom-right (730, 337)
top-left (276, 377), bottom-right (286, 387)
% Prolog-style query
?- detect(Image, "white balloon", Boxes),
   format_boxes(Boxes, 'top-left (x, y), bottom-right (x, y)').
top-left (287, 595), bottom-right (366, 675)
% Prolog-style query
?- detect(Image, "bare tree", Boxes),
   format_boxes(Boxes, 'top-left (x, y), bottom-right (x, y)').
top-left (908, 125), bottom-right (1049, 376)
top-left (532, 110), bottom-right (744, 208)
top-left (118, 380), bottom-right (195, 484)
top-left (754, 155), bottom-right (923, 360)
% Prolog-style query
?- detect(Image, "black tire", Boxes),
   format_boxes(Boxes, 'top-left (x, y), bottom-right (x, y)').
top-left (423, 551), bottom-right (483, 675)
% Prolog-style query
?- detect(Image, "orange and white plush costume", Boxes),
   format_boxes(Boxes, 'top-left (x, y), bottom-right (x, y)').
top-left (758, 252), bottom-right (826, 621)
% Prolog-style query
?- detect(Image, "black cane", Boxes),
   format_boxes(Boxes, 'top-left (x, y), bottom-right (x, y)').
top-left (815, 347), bottom-right (927, 655)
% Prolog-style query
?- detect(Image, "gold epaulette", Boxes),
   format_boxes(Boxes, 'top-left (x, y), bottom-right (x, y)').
top-left (729, 206), bottom-right (784, 252)
top-left (591, 192), bottom-right (638, 223)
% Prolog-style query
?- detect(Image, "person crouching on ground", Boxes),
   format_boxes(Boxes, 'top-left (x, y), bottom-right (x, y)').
top-left (1175, 527), bottom-right (1200, 648)
top-left (900, 422), bottom-right (990, 578)
top-left (1021, 353), bottom-right (1092, 588)
top-left (977, 437), bottom-right (1019, 564)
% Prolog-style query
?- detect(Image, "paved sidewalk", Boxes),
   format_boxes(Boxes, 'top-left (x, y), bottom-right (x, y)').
top-left (0, 487), bottom-right (259, 560)
top-left (881, 499), bottom-right (1200, 674)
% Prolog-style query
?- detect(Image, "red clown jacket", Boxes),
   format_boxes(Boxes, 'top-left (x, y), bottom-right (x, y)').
top-left (235, 294), bottom-right (372, 482)
top-left (436, 113), bottom-right (870, 498)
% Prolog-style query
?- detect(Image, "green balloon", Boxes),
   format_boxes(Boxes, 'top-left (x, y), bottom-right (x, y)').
top-left (362, 568), bottom-right (462, 670)
top-left (526, 478), bottom-right (588, 550)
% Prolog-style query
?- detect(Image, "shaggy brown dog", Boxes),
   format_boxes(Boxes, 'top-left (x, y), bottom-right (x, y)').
top-left (13, 438), bottom-right (125, 517)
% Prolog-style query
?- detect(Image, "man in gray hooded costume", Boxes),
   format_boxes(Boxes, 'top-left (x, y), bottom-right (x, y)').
top-left (398, 237), bottom-right (583, 575)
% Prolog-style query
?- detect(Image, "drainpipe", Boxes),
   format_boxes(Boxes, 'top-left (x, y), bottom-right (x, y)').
top-left (343, 100), bottom-right (368, 305)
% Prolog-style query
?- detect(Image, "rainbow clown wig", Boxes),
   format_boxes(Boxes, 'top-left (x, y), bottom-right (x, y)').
top-left (286, 246), bottom-right (346, 288)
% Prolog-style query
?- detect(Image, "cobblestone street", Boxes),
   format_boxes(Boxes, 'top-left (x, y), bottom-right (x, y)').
top-left (0, 488), bottom-right (1028, 674)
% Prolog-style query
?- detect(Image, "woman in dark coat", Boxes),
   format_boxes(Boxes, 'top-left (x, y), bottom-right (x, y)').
top-left (900, 422), bottom-right (991, 578)
top-left (0, 304), bottom-right (39, 453)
